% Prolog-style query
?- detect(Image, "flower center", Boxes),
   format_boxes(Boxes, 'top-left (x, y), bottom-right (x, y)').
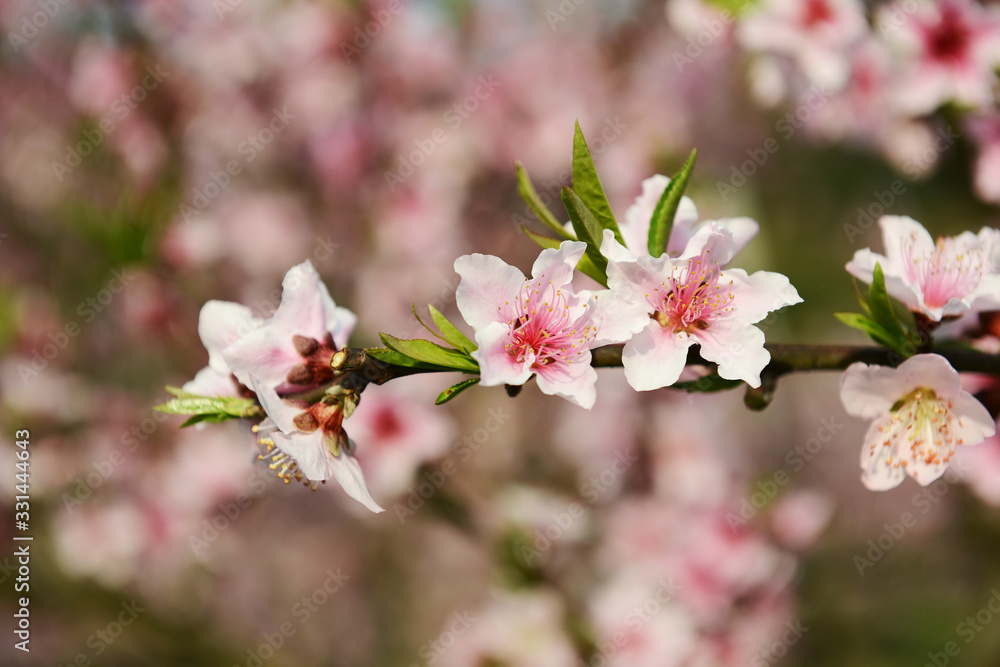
top-left (902, 235), bottom-right (987, 310)
top-left (801, 0), bottom-right (834, 28)
top-left (649, 250), bottom-right (734, 333)
top-left (924, 5), bottom-right (972, 64)
top-left (504, 278), bottom-right (592, 369)
top-left (875, 388), bottom-right (962, 479)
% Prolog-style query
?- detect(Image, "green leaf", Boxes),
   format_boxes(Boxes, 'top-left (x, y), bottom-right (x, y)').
top-left (866, 263), bottom-right (907, 341)
top-left (672, 374), bottom-right (743, 393)
top-left (521, 226), bottom-right (608, 286)
top-left (572, 121), bottom-right (625, 246)
top-left (379, 333), bottom-right (480, 373)
top-left (154, 392), bottom-right (263, 419)
top-left (180, 413), bottom-right (240, 428)
top-left (515, 162), bottom-right (573, 240)
top-left (365, 347), bottom-right (449, 370)
top-left (428, 305), bottom-right (477, 354)
top-left (560, 186), bottom-right (609, 286)
top-left (648, 149), bottom-right (697, 257)
top-left (834, 312), bottom-right (900, 350)
top-left (435, 378), bottom-right (481, 405)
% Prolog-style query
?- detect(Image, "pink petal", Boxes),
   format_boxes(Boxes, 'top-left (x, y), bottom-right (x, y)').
top-left (879, 216), bottom-right (934, 272)
top-left (723, 268), bottom-right (802, 324)
top-left (845, 247), bottom-right (921, 311)
top-left (248, 375), bottom-right (299, 432)
top-left (472, 320), bottom-right (534, 387)
top-left (589, 289), bottom-right (650, 346)
top-left (455, 253), bottom-right (525, 331)
top-left (278, 260), bottom-right (355, 347)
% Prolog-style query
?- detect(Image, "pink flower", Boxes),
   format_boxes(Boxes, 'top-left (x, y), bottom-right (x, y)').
top-left (840, 354), bottom-right (996, 490)
top-left (454, 241), bottom-right (640, 409)
top-left (881, 0), bottom-right (1000, 115)
top-left (251, 377), bottom-right (383, 513)
top-left (222, 260), bottom-right (356, 392)
top-left (601, 230), bottom-right (801, 390)
top-left (846, 216), bottom-right (1000, 322)
top-left (739, 0), bottom-right (868, 90)
top-left (620, 175), bottom-right (759, 262)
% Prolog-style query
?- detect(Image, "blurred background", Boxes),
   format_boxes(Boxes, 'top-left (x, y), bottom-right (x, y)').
top-left (3, 0), bottom-right (1000, 664)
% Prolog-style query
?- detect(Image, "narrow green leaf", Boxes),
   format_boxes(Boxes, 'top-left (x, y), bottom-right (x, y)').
top-left (379, 334), bottom-right (480, 373)
top-left (428, 305), bottom-right (477, 354)
top-left (365, 347), bottom-right (448, 370)
top-left (180, 413), bottom-right (239, 428)
top-left (435, 378), bottom-right (481, 405)
top-left (648, 149), bottom-right (697, 257)
top-left (521, 226), bottom-right (608, 286)
top-left (572, 121), bottom-right (625, 245)
top-left (515, 162), bottom-right (574, 239)
top-left (833, 312), bottom-right (900, 350)
top-left (866, 263), bottom-right (906, 340)
top-left (154, 394), bottom-right (262, 419)
top-left (560, 186), bottom-right (609, 286)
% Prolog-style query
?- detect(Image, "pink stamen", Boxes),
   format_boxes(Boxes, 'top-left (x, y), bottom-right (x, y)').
top-left (649, 250), bottom-right (735, 333)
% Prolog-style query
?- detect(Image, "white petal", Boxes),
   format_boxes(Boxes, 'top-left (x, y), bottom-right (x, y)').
top-left (712, 216), bottom-right (759, 259)
top-left (327, 440), bottom-right (385, 513)
top-left (454, 253), bottom-right (526, 330)
top-left (600, 228), bottom-right (638, 264)
top-left (530, 240), bottom-right (587, 286)
top-left (897, 354), bottom-right (962, 401)
top-left (952, 391), bottom-right (997, 446)
top-left (696, 322), bottom-right (770, 388)
top-left (223, 323), bottom-right (303, 390)
top-left (182, 366), bottom-right (236, 397)
top-left (723, 268), bottom-right (802, 324)
top-left (879, 215), bottom-right (934, 271)
top-left (198, 300), bottom-right (260, 373)
top-left (590, 289), bottom-right (650, 346)
top-left (535, 357), bottom-right (598, 409)
top-left (859, 417), bottom-right (907, 491)
top-left (278, 260), bottom-right (350, 343)
top-left (677, 227), bottom-right (737, 265)
top-left (840, 362), bottom-right (907, 419)
top-left (622, 325), bottom-right (692, 391)
top-left (845, 248), bottom-right (921, 311)
top-left (248, 375), bottom-right (299, 433)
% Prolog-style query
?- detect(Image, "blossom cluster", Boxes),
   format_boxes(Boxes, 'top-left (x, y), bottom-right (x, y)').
top-left (674, 0), bottom-right (1000, 203)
